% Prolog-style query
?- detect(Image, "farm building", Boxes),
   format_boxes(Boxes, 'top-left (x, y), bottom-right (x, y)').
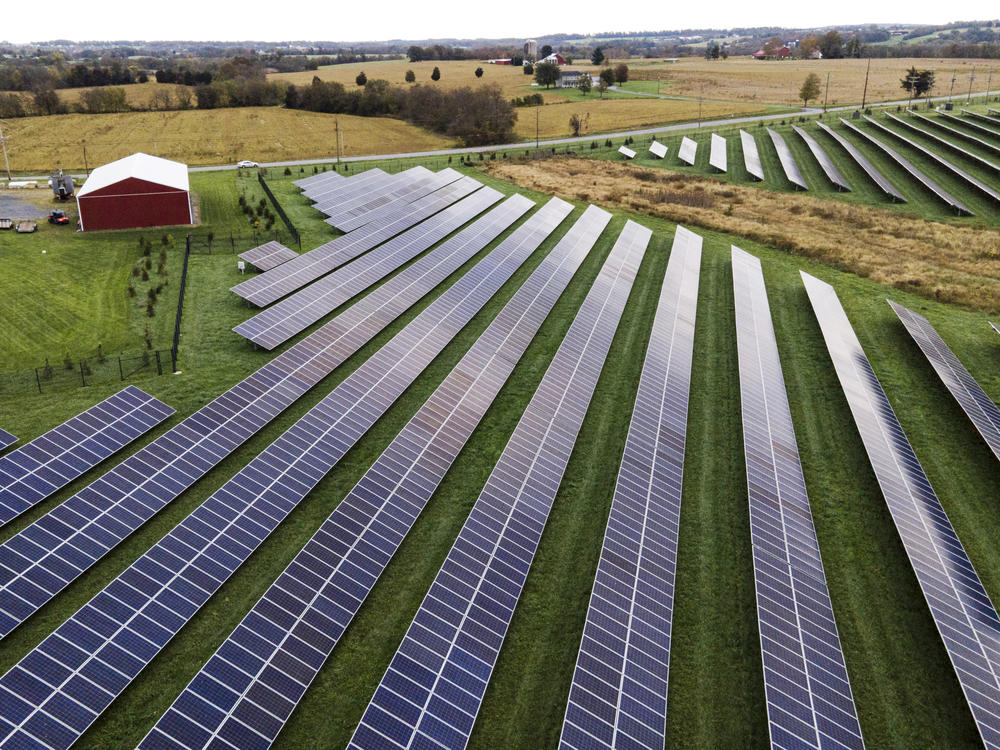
top-left (540, 52), bottom-right (567, 65)
top-left (76, 152), bottom-right (193, 231)
top-left (752, 46), bottom-right (791, 59)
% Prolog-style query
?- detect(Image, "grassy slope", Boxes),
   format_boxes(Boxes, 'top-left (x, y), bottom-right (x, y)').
top-left (0, 164), bottom-right (996, 750)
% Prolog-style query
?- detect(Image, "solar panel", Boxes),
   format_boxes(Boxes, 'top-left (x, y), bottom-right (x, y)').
top-left (766, 128), bottom-right (807, 189)
top-left (802, 271), bottom-right (1000, 750)
top-left (619, 146), bottom-right (637, 159)
top-left (792, 125), bottom-right (851, 191)
top-left (0, 195), bottom-right (558, 750)
top-left (992, 321), bottom-right (1000, 336)
top-left (238, 242), bottom-right (298, 273)
top-left (889, 301), bottom-right (1000, 464)
top-left (710, 133), bottom-right (727, 172)
top-left (348, 217), bottom-right (648, 750)
top-left (333, 168), bottom-right (464, 233)
top-left (293, 169), bottom-right (344, 190)
top-left (678, 136), bottom-right (698, 165)
top-left (0, 192), bottom-right (520, 644)
top-left (139, 199), bottom-right (596, 750)
top-left (871, 114), bottom-right (1000, 203)
top-left (816, 122), bottom-right (905, 202)
top-left (649, 140), bottom-right (668, 159)
top-left (234, 186), bottom-right (505, 350)
top-left (0, 386), bottom-right (174, 529)
top-left (895, 113), bottom-right (1000, 174)
top-left (303, 167), bottom-right (388, 203)
top-left (0, 430), bottom-right (15, 453)
top-left (941, 111), bottom-right (1000, 141)
top-left (840, 118), bottom-right (971, 215)
top-left (560, 225), bottom-right (701, 750)
top-left (231, 176), bottom-right (483, 307)
top-left (989, 108), bottom-right (1000, 117)
top-left (317, 167), bottom-right (430, 221)
top-left (733, 249), bottom-right (864, 750)
top-left (910, 111), bottom-right (1000, 159)
top-left (741, 130), bottom-right (765, 181)
top-left (961, 109), bottom-right (1000, 132)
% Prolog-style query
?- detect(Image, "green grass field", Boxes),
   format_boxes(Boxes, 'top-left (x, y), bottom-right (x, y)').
top-left (0, 155), bottom-right (998, 750)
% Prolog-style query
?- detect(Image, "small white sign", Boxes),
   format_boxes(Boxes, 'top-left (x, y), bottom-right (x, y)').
top-left (649, 141), bottom-right (668, 159)
top-left (237, 260), bottom-right (246, 274)
top-left (618, 146), bottom-right (637, 159)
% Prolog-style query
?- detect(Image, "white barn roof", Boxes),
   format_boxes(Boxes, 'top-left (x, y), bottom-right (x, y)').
top-left (77, 152), bottom-right (189, 197)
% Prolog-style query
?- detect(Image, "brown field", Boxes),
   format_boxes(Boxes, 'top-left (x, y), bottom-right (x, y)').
top-left (0, 107), bottom-right (453, 172)
top-left (486, 157), bottom-right (1000, 312)
top-left (3, 82), bottom-right (193, 110)
top-left (570, 56), bottom-right (996, 107)
top-left (515, 98), bottom-right (764, 139)
top-left (269, 59), bottom-right (556, 101)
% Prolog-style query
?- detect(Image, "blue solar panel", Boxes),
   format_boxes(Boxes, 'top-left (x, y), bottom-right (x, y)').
top-left (889, 301), bottom-right (1000, 464)
top-left (733, 249), bottom-right (864, 750)
top-left (0, 196), bottom-right (545, 750)
top-left (234, 186), bottom-right (505, 350)
top-left (0, 193), bottom-right (523, 645)
top-left (238, 242), bottom-right (298, 273)
top-left (0, 386), bottom-right (174, 529)
top-left (140, 198), bottom-right (597, 750)
top-left (317, 167), bottom-right (429, 221)
top-left (559, 225), bottom-right (701, 750)
top-left (0, 430), bottom-right (15, 453)
top-left (231, 176), bottom-right (483, 307)
top-left (348, 218), bottom-right (649, 750)
top-left (803, 271), bottom-right (1000, 750)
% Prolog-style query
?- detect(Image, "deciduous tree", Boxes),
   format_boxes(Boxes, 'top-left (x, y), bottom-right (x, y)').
top-left (355, 71), bottom-right (367, 86)
top-left (799, 73), bottom-right (821, 106)
top-left (405, 70), bottom-right (416, 83)
top-left (474, 67), bottom-right (483, 78)
top-left (577, 73), bottom-right (592, 95)
top-left (614, 64), bottom-right (629, 83)
top-left (534, 61), bottom-right (560, 88)
top-left (570, 113), bottom-right (582, 136)
top-left (431, 67), bottom-right (441, 81)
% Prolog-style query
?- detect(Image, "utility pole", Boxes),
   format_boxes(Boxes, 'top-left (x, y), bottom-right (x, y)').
top-left (535, 106), bottom-right (539, 149)
top-left (948, 73), bottom-right (957, 107)
top-left (987, 69), bottom-right (994, 102)
top-left (698, 84), bottom-right (703, 128)
top-left (861, 57), bottom-right (871, 109)
top-left (82, 142), bottom-right (89, 175)
top-left (907, 73), bottom-right (918, 111)
top-left (335, 118), bottom-right (341, 164)
top-left (967, 69), bottom-right (976, 104)
top-left (0, 123), bottom-right (11, 181)
top-left (823, 72), bottom-right (831, 113)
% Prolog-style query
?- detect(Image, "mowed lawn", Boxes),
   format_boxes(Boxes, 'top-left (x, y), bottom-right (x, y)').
top-left (0, 161), bottom-right (996, 750)
top-left (1, 107), bottom-right (454, 172)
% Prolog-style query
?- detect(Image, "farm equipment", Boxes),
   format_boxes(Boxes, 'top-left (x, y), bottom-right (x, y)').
top-left (50, 170), bottom-right (74, 200)
top-left (15, 221), bottom-right (37, 233)
top-left (48, 209), bottom-right (69, 225)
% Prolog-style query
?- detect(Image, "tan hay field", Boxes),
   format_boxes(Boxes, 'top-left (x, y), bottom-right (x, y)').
top-left (486, 157), bottom-right (1000, 312)
top-left (1, 107), bottom-right (453, 171)
top-left (567, 57), bottom-right (997, 107)
top-left (515, 98), bottom-right (764, 139)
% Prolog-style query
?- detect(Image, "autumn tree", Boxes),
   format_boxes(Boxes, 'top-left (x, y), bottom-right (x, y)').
top-left (614, 64), bottom-right (629, 84)
top-left (901, 67), bottom-right (935, 98)
top-left (534, 61), bottom-right (560, 88)
top-left (405, 70), bottom-right (416, 83)
top-left (762, 37), bottom-right (785, 57)
top-left (431, 67), bottom-right (441, 81)
top-left (799, 73), bottom-right (821, 106)
top-left (570, 113), bottom-right (582, 136)
top-left (577, 73), bottom-right (592, 96)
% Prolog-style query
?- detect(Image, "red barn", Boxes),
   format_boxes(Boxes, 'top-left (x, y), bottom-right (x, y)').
top-left (77, 153), bottom-right (193, 231)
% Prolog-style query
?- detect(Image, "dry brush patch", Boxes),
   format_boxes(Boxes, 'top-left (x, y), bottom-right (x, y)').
top-left (486, 157), bottom-right (1000, 312)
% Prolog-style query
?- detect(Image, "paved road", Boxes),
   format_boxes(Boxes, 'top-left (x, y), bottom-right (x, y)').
top-left (10, 90), bottom-right (993, 181)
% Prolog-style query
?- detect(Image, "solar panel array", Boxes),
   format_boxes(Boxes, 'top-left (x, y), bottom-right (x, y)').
top-left (234, 187), bottom-right (505, 350)
top-left (733, 249), bottom-right (864, 750)
top-left (319, 168), bottom-right (429, 224)
top-left (792, 125), bottom-right (851, 191)
top-left (816, 122), bottom-right (905, 202)
top-left (293, 169), bottom-right (343, 190)
top-left (0, 195), bottom-right (549, 750)
top-left (802, 271), bottom-right (1000, 750)
top-left (678, 136), bottom-right (698, 165)
top-left (710, 133), bottom-right (727, 172)
top-left (767, 128), bottom-right (808, 190)
top-left (989, 108), bottom-right (1000, 117)
top-left (231, 176), bottom-right (483, 307)
top-left (649, 141), bottom-right (668, 159)
top-left (911, 111), bottom-right (1000, 159)
top-left (0, 386), bottom-right (174, 531)
top-left (870, 115), bottom-right (1000, 203)
top-left (741, 130), bottom-right (765, 181)
top-left (238, 242), bottom-right (298, 273)
top-left (942, 111), bottom-right (1000, 141)
top-left (889, 301), bottom-right (1000, 464)
top-left (0, 190), bottom-right (512, 643)
top-left (560, 225), bottom-right (701, 750)
top-left (334, 169), bottom-right (464, 233)
top-left (304, 168), bottom-right (389, 205)
top-left (0, 430), bottom-right (15, 453)
top-left (840, 119), bottom-right (971, 215)
top-left (962, 109), bottom-right (1000, 132)
top-left (349, 217), bottom-right (648, 750)
top-left (140, 199), bottom-right (599, 750)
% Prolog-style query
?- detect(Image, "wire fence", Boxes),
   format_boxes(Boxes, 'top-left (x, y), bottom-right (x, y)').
top-left (184, 228), bottom-right (299, 254)
top-left (0, 348), bottom-right (176, 396)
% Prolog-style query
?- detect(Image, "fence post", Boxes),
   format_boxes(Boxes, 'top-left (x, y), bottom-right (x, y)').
top-left (172, 236), bottom-right (191, 372)
top-left (118, 357), bottom-right (124, 380)
top-left (34, 368), bottom-right (42, 394)
top-left (79, 361), bottom-right (86, 386)
top-left (155, 350), bottom-right (162, 376)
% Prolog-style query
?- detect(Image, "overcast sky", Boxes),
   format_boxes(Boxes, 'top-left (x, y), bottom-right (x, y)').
top-left (1, 0), bottom-right (997, 44)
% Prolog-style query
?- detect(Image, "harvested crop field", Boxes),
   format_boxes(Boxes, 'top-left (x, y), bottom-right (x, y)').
top-left (1, 107), bottom-right (454, 171)
top-left (486, 157), bottom-right (1000, 312)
